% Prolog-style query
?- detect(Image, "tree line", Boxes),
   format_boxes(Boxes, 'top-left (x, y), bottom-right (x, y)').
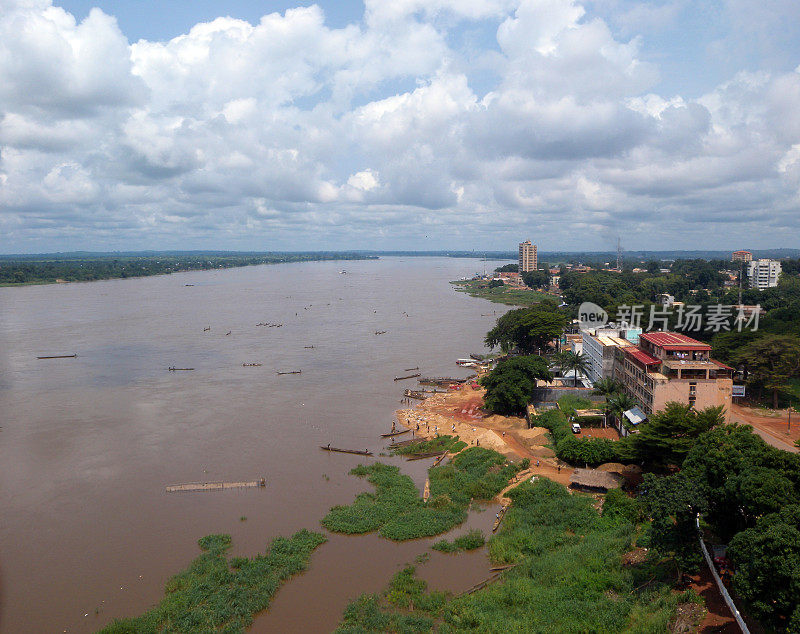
top-left (0, 252), bottom-right (375, 285)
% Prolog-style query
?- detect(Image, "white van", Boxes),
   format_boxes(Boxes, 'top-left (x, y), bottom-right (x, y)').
top-left (571, 423), bottom-right (581, 434)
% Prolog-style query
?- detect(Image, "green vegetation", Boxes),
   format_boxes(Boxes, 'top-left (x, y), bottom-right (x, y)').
top-left (0, 251), bottom-right (375, 285)
top-left (641, 424), bottom-right (800, 628)
top-left (494, 263), bottom-right (518, 273)
top-left (629, 402), bottom-right (724, 468)
top-left (521, 269), bottom-right (550, 289)
top-left (552, 350), bottom-right (590, 386)
top-left (733, 334), bottom-right (800, 408)
top-left (431, 530), bottom-right (486, 553)
top-left (322, 449), bottom-right (525, 541)
top-left (336, 478), bottom-right (699, 633)
top-left (99, 529), bottom-right (326, 634)
top-left (727, 506), bottom-right (800, 631)
top-left (480, 355), bottom-right (553, 415)
top-left (485, 305), bottom-right (567, 354)
top-left (451, 278), bottom-right (554, 306)
top-left (390, 435), bottom-right (467, 456)
top-left (533, 406), bottom-right (622, 466)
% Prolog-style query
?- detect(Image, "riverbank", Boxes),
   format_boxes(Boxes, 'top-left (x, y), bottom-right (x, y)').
top-left (396, 386), bottom-right (574, 487)
top-left (0, 251), bottom-right (376, 286)
top-left (451, 278), bottom-right (556, 306)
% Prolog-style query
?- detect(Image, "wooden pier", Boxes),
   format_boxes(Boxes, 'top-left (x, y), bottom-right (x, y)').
top-left (418, 376), bottom-right (472, 386)
top-left (320, 446), bottom-right (373, 456)
top-left (393, 373), bottom-right (421, 381)
top-left (37, 354), bottom-right (77, 359)
top-left (166, 478), bottom-right (266, 492)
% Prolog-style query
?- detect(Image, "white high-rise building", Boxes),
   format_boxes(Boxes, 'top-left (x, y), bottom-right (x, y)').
top-left (518, 241), bottom-right (537, 272)
top-left (747, 259), bottom-right (781, 290)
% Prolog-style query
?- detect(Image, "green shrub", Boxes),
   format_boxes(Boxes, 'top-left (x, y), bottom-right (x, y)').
top-left (390, 434), bottom-right (467, 456)
top-left (534, 408), bottom-right (624, 466)
top-left (432, 530), bottom-right (485, 553)
top-left (324, 449), bottom-right (524, 541)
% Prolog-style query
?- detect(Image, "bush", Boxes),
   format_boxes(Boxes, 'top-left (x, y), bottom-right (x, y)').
top-left (390, 435), bottom-right (466, 456)
top-left (432, 530), bottom-right (485, 553)
top-left (100, 529), bottom-right (326, 634)
top-left (533, 408), bottom-right (624, 466)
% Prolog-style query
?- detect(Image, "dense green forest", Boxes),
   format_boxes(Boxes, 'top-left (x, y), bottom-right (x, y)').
top-left (0, 252), bottom-right (376, 285)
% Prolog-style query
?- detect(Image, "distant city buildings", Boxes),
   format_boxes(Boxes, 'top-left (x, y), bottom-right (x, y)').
top-left (518, 241), bottom-right (538, 272)
top-left (732, 250), bottom-right (753, 262)
top-left (746, 259), bottom-right (781, 289)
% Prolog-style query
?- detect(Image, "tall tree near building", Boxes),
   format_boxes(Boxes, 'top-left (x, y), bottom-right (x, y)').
top-left (727, 506), bottom-right (800, 631)
top-left (733, 334), bottom-right (800, 408)
top-left (484, 306), bottom-right (567, 354)
top-left (480, 356), bottom-right (553, 415)
top-left (640, 472), bottom-right (706, 576)
top-left (632, 403), bottom-right (724, 468)
top-left (606, 392), bottom-right (637, 426)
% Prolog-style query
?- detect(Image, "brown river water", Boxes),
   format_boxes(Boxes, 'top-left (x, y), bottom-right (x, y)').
top-left (0, 257), bottom-right (510, 633)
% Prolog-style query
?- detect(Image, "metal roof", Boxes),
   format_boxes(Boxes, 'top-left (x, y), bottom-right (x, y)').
top-left (639, 331), bottom-right (712, 350)
top-left (624, 347), bottom-right (661, 366)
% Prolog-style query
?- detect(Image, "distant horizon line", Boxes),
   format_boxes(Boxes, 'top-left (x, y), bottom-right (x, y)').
top-left (2, 248), bottom-right (800, 259)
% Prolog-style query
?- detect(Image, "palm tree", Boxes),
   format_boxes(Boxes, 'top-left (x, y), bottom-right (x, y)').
top-left (592, 378), bottom-right (624, 428)
top-left (607, 392), bottom-right (638, 428)
top-left (591, 377), bottom-right (623, 399)
top-left (554, 351), bottom-right (591, 387)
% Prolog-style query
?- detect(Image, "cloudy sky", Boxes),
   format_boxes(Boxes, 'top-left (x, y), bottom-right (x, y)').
top-left (1, 0), bottom-right (799, 253)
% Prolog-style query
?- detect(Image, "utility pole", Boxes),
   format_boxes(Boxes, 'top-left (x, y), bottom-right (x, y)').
top-left (738, 260), bottom-right (743, 306)
top-left (616, 237), bottom-right (622, 271)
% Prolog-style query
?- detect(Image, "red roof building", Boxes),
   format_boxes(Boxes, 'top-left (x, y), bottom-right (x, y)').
top-left (613, 331), bottom-right (732, 422)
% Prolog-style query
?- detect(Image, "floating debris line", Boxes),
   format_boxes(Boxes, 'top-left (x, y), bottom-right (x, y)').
top-left (166, 478), bottom-right (266, 492)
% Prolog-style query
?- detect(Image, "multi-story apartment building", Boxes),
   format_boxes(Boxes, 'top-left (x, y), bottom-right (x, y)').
top-left (613, 332), bottom-right (732, 422)
top-left (746, 259), bottom-right (781, 290)
top-left (581, 327), bottom-right (640, 384)
top-left (518, 241), bottom-right (537, 272)
top-left (732, 250), bottom-right (752, 262)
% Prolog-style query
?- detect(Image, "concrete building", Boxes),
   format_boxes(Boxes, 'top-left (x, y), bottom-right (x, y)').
top-left (613, 332), bottom-right (733, 422)
top-left (518, 241), bottom-right (538, 272)
top-left (581, 327), bottom-right (635, 384)
top-left (746, 259), bottom-right (781, 290)
top-left (732, 250), bottom-right (753, 262)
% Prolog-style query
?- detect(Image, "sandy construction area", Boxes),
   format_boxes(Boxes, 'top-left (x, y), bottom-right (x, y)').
top-left (396, 385), bottom-right (573, 486)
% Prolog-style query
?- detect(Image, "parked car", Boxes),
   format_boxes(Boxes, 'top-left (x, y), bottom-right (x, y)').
top-left (571, 423), bottom-right (581, 434)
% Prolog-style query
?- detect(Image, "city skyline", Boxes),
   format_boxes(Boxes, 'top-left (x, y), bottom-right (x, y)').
top-left (2, 0), bottom-right (800, 253)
